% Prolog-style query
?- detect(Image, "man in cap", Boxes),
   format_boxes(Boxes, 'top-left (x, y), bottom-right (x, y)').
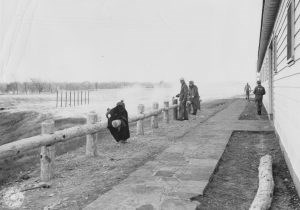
top-left (253, 80), bottom-right (266, 115)
top-left (188, 81), bottom-right (200, 115)
top-left (176, 78), bottom-right (189, 120)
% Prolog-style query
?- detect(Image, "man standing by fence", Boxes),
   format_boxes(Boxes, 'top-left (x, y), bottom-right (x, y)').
top-left (176, 78), bottom-right (189, 120)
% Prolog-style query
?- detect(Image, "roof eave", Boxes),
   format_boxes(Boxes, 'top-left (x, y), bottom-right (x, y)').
top-left (257, 0), bottom-right (282, 72)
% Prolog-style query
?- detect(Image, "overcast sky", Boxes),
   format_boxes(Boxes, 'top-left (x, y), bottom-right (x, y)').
top-left (0, 0), bottom-right (262, 84)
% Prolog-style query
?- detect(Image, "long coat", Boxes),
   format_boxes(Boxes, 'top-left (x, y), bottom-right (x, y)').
top-left (106, 104), bottom-right (130, 142)
top-left (179, 82), bottom-right (189, 102)
top-left (188, 85), bottom-right (200, 110)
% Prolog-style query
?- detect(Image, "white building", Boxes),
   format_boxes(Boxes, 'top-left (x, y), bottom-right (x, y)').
top-left (258, 0), bottom-right (300, 194)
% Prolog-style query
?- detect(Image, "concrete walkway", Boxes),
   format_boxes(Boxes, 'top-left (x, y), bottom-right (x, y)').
top-left (84, 99), bottom-right (274, 210)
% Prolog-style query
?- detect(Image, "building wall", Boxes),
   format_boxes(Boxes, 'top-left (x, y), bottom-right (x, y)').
top-left (260, 0), bottom-right (300, 194)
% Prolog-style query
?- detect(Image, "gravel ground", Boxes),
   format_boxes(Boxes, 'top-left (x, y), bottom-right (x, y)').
top-left (194, 101), bottom-right (300, 210)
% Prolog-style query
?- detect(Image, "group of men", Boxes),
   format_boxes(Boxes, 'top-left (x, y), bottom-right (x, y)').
top-left (176, 78), bottom-right (200, 121)
top-left (106, 79), bottom-right (266, 143)
top-left (244, 81), bottom-right (266, 115)
top-left (177, 78), bottom-right (267, 120)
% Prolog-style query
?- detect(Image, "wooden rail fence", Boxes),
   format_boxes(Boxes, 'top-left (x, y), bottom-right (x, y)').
top-left (56, 90), bottom-right (90, 108)
top-left (0, 99), bottom-right (179, 182)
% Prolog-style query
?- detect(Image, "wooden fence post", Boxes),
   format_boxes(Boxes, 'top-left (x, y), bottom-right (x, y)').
top-left (74, 91), bottom-right (75, 106)
top-left (86, 112), bottom-right (98, 156)
top-left (40, 120), bottom-right (55, 182)
top-left (85, 91), bottom-right (87, 104)
top-left (65, 91), bottom-right (67, 107)
top-left (60, 92), bottom-right (63, 107)
top-left (163, 101), bottom-right (169, 123)
top-left (137, 104), bottom-right (145, 135)
top-left (151, 102), bottom-right (159, 129)
top-left (88, 90), bottom-right (90, 104)
top-left (77, 91), bottom-right (79, 106)
top-left (56, 91), bottom-right (58, 107)
top-left (69, 91), bottom-right (71, 107)
top-left (172, 98), bottom-right (178, 120)
top-left (81, 91), bottom-right (83, 105)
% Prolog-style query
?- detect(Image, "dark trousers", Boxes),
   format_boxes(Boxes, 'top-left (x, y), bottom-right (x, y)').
top-left (191, 102), bottom-right (198, 115)
top-left (179, 100), bottom-right (188, 120)
top-left (256, 99), bottom-right (263, 115)
top-left (246, 91), bottom-right (250, 101)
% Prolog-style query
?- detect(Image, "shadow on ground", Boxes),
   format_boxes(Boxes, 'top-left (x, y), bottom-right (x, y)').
top-left (239, 99), bottom-right (268, 120)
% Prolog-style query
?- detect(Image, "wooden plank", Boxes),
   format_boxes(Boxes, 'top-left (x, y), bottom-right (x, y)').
top-left (274, 0), bottom-right (288, 34)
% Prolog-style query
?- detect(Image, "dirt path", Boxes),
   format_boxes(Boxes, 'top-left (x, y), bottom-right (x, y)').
top-left (0, 99), bottom-right (233, 210)
top-left (194, 100), bottom-right (300, 210)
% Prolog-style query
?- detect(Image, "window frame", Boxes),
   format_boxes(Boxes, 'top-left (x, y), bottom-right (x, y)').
top-left (287, 0), bottom-right (295, 65)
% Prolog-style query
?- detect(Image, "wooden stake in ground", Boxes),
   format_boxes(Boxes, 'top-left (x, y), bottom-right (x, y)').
top-left (249, 154), bottom-right (274, 210)
top-left (60, 92), bottom-right (63, 107)
top-left (86, 112), bottom-right (98, 156)
top-left (65, 91), bottom-right (67, 107)
top-left (40, 120), bottom-right (55, 182)
top-left (151, 102), bottom-right (159, 129)
top-left (56, 91), bottom-right (58, 107)
top-left (172, 98), bottom-right (178, 120)
top-left (163, 101), bottom-right (169, 123)
top-left (137, 104), bottom-right (145, 135)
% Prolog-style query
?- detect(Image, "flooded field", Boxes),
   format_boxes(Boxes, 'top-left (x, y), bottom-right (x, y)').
top-left (0, 83), bottom-right (243, 120)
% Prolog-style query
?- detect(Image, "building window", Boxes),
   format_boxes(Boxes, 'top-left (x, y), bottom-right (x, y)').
top-left (287, 0), bottom-right (295, 64)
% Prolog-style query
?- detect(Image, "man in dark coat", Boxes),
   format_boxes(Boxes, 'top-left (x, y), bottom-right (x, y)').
top-left (253, 81), bottom-right (266, 115)
top-left (106, 100), bottom-right (130, 143)
top-left (188, 81), bottom-right (200, 115)
top-left (176, 78), bottom-right (189, 120)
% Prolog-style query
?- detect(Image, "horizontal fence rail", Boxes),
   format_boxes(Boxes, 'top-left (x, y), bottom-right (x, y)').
top-left (0, 99), bottom-right (182, 182)
top-left (0, 103), bottom-right (179, 160)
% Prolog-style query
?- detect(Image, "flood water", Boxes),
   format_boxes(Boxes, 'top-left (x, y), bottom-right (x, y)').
top-left (0, 82), bottom-right (244, 120)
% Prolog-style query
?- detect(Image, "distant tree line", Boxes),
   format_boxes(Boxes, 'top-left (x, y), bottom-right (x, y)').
top-left (0, 79), bottom-right (169, 94)
top-left (0, 79), bottom-right (136, 94)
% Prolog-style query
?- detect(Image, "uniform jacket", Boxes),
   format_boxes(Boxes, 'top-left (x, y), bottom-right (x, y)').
top-left (253, 85), bottom-right (266, 101)
top-left (188, 85), bottom-right (200, 109)
top-left (179, 82), bottom-right (188, 102)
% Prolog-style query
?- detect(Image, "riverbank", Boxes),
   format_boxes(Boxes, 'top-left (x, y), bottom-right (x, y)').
top-left (0, 98), bottom-right (233, 209)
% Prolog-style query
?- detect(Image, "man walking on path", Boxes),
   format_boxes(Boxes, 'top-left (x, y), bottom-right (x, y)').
top-left (188, 81), bottom-right (200, 115)
top-left (176, 78), bottom-right (189, 120)
top-left (253, 80), bottom-right (266, 115)
top-left (244, 83), bottom-right (251, 101)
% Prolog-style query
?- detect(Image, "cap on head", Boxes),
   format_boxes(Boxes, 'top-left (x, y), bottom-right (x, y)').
top-left (257, 80), bottom-right (261, 84)
top-left (180, 77), bottom-right (184, 81)
top-left (189, 81), bottom-right (194, 85)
